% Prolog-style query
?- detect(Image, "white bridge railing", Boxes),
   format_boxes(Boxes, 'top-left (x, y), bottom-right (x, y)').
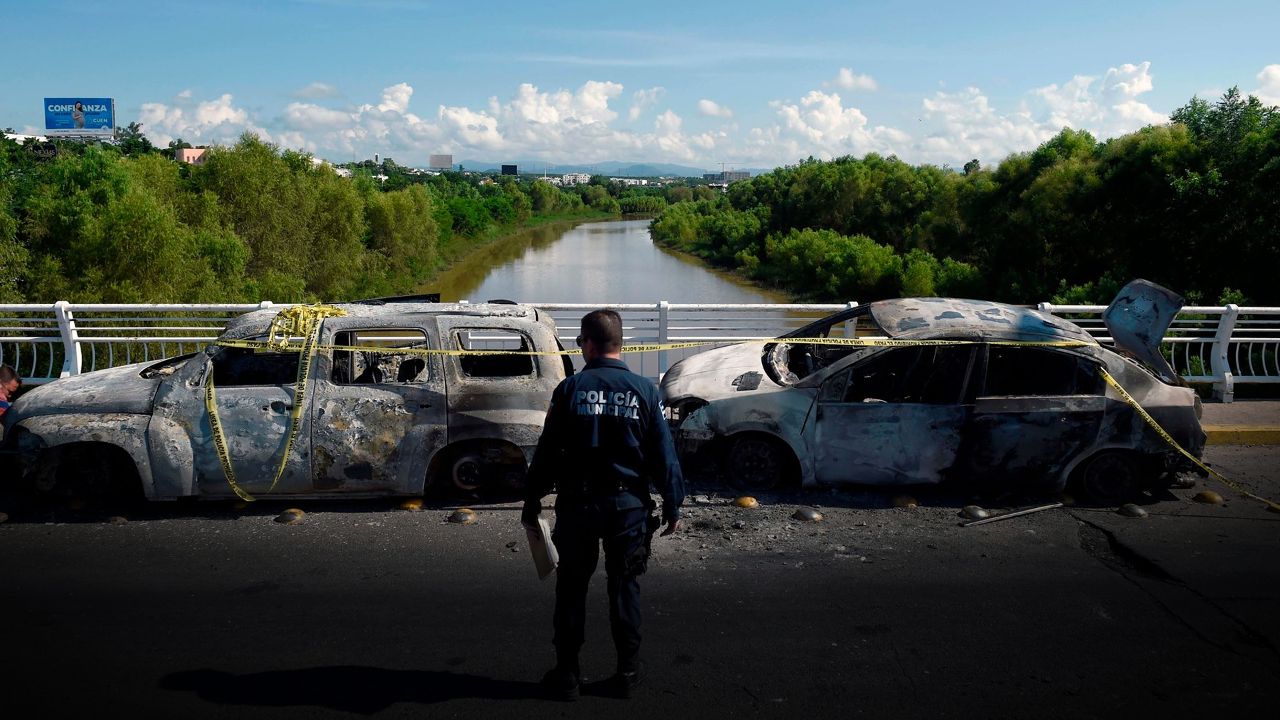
top-left (2, 301), bottom-right (1277, 402)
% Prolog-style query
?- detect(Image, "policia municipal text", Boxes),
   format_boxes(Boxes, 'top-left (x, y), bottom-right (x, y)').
top-left (522, 310), bottom-right (686, 700)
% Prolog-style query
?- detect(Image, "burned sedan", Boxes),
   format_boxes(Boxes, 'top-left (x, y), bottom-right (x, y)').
top-left (661, 280), bottom-right (1205, 503)
top-left (2, 301), bottom-right (568, 502)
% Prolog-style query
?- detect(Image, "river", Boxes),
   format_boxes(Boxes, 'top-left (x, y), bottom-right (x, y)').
top-left (426, 218), bottom-right (789, 304)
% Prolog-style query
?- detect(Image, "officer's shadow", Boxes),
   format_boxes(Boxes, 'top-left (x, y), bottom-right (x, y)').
top-left (160, 665), bottom-right (539, 713)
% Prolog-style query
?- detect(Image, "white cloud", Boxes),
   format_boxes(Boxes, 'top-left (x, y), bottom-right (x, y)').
top-left (739, 90), bottom-right (907, 165)
top-left (907, 61), bottom-right (1168, 166)
top-left (376, 83), bottom-right (413, 113)
top-left (828, 68), bottom-right (878, 92)
top-left (628, 86), bottom-right (664, 121)
top-left (1030, 61), bottom-right (1165, 136)
top-left (294, 82), bottom-right (340, 99)
top-left (138, 92), bottom-right (266, 147)
top-left (1256, 64), bottom-right (1280, 106)
top-left (916, 86), bottom-right (1047, 165)
top-left (129, 61), bottom-right (1184, 170)
top-left (697, 99), bottom-right (733, 118)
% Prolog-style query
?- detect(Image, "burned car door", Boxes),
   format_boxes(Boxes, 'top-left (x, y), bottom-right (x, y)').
top-left (150, 343), bottom-right (312, 497)
top-left (435, 315), bottom-right (561, 471)
top-left (958, 345), bottom-right (1105, 491)
top-left (810, 346), bottom-right (974, 485)
top-left (310, 319), bottom-right (447, 494)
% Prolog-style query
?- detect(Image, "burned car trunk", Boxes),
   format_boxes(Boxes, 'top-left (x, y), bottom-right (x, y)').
top-left (4, 302), bottom-right (566, 502)
top-left (660, 281), bottom-right (1205, 503)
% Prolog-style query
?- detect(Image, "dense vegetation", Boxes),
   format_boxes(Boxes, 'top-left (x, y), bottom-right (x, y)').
top-left (0, 132), bottom-right (684, 303)
top-left (650, 89), bottom-right (1280, 305)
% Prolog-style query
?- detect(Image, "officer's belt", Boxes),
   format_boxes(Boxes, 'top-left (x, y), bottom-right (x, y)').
top-left (557, 480), bottom-right (640, 499)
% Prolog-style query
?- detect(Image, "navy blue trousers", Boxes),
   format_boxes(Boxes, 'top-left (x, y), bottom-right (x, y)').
top-left (551, 493), bottom-right (648, 672)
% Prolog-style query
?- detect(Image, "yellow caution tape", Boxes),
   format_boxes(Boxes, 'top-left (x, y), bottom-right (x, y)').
top-left (206, 305), bottom-right (347, 501)
top-left (1100, 368), bottom-right (1280, 512)
top-left (204, 372), bottom-right (253, 502)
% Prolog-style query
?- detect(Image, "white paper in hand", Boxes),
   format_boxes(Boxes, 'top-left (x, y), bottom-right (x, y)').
top-left (527, 517), bottom-right (559, 580)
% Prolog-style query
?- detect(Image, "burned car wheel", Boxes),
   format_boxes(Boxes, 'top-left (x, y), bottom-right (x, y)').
top-left (1075, 451), bottom-right (1142, 506)
top-left (725, 434), bottom-right (794, 490)
top-left (452, 455), bottom-right (484, 492)
top-left (36, 444), bottom-right (143, 509)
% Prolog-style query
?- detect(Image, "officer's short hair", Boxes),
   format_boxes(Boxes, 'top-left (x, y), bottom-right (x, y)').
top-left (0, 364), bottom-right (19, 387)
top-left (580, 310), bottom-right (623, 353)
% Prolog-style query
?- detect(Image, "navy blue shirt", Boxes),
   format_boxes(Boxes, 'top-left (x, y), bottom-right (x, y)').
top-left (527, 357), bottom-right (685, 523)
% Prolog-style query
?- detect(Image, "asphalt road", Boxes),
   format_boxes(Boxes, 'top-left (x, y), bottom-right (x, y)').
top-left (3, 446), bottom-right (1278, 719)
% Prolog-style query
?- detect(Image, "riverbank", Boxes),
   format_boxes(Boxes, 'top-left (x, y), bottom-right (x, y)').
top-left (422, 214), bottom-right (797, 304)
top-left (422, 218), bottom-right (791, 304)
top-left (416, 211), bottom-right (615, 298)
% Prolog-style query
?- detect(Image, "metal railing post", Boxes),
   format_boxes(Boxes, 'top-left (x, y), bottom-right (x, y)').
top-left (1211, 304), bottom-right (1239, 403)
top-left (842, 300), bottom-right (858, 336)
top-left (53, 300), bottom-right (82, 377)
top-left (657, 300), bottom-right (670, 377)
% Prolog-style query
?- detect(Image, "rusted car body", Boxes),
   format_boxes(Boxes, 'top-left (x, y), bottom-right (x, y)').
top-left (2, 302), bottom-right (566, 500)
top-left (661, 280), bottom-right (1205, 502)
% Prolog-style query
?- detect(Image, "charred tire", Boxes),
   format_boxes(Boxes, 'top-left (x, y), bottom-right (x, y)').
top-left (451, 455), bottom-right (484, 492)
top-left (725, 434), bottom-right (796, 491)
top-left (41, 444), bottom-right (143, 509)
top-left (1074, 451), bottom-right (1142, 506)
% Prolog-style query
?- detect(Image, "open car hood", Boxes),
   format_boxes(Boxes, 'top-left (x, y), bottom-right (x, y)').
top-left (1103, 279), bottom-right (1185, 384)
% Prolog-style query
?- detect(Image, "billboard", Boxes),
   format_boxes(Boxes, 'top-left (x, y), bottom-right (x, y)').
top-left (501, 164), bottom-right (517, 176)
top-left (429, 154), bottom-right (453, 170)
top-left (44, 97), bottom-right (115, 133)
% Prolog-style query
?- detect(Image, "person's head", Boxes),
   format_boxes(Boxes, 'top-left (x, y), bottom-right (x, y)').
top-left (0, 365), bottom-right (21, 396)
top-left (75, 101), bottom-right (82, 110)
top-left (577, 310), bottom-right (623, 359)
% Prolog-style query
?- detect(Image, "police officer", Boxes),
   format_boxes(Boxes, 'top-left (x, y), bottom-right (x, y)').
top-left (522, 309), bottom-right (685, 701)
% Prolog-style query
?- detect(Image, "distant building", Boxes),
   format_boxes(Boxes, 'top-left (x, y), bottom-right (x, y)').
top-left (703, 170), bottom-right (750, 184)
top-left (561, 173), bottom-right (592, 186)
top-left (611, 177), bottom-right (649, 186)
top-left (175, 148), bottom-right (206, 165)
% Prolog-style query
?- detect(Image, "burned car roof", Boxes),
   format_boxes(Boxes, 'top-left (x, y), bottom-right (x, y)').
top-left (868, 298), bottom-right (1097, 344)
top-left (221, 302), bottom-right (539, 341)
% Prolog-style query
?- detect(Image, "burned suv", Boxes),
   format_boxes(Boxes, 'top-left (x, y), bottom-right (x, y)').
top-left (661, 280), bottom-right (1206, 503)
top-left (2, 301), bottom-right (568, 502)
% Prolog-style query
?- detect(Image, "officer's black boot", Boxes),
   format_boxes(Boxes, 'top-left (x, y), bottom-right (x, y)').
top-left (610, 658), bottom-right (643, 699)
top-left (540, 656), bottom-right (581, 701)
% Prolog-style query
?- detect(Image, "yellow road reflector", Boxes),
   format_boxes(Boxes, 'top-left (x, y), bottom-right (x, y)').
top-left (892, 495), bottom-right (918, 508)
top-left (399, 498), bottom-right (424, 512)
top-left (107, 515), bottom-right (129, 525)
top-left (0, 511), bottom-right (9, 523)
top-left (449, 508), bottom-right (478, 524)
top-left (1117, 503), bottom-right (1148, 518)
top-left (960, 505), bottom-right (990, 520)
top-left (792, 507), bottom-right (824, 522)
top-left (275, 508), bottom-right (305, 524)
top-left (232, 501), bottom-right (249, 511)
top-left (733, 496), bottom-right (759, 509)
top-left (1193, 490), bottom-right (1224, 505)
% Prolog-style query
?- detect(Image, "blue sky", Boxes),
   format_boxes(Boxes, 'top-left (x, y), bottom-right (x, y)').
top-left (3, 0), bottom-right (1278, 170)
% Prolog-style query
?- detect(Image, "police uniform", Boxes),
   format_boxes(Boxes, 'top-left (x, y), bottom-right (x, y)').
top-left (524, 356), bottom-right (685, 679)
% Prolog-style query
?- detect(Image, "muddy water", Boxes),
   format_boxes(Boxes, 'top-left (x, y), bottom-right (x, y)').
top-left (425, 218), bottom-right (788, 303)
